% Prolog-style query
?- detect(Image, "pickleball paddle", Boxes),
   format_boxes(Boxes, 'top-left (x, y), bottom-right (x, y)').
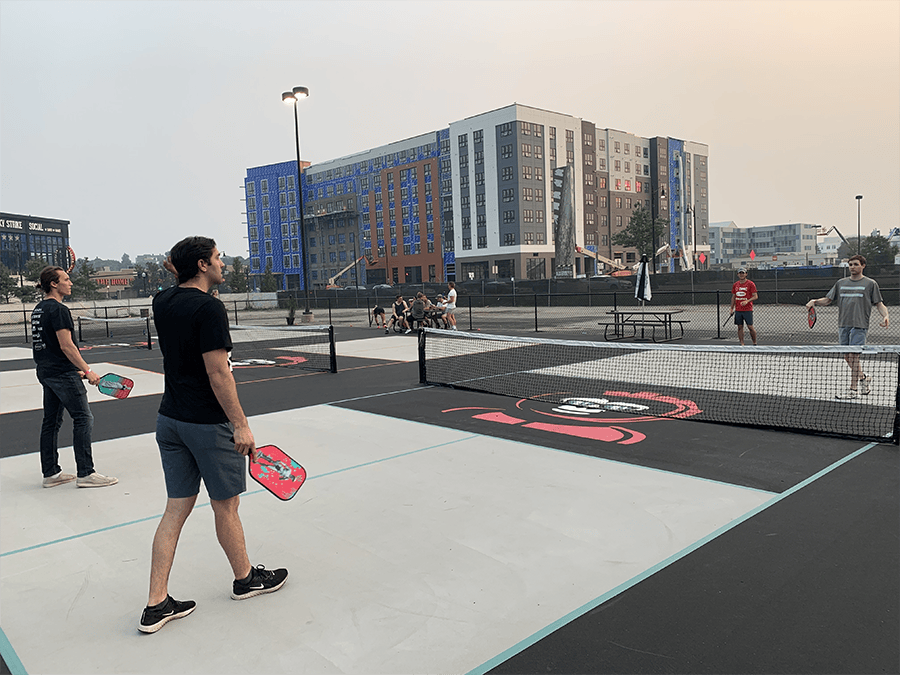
top-left (808, 306), bottom-right (817, 329)
top-left (250, 445), bottom-right (307, 501)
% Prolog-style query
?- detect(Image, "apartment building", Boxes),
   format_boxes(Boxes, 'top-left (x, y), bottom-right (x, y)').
top-left (244, 104), bottom-right (709, 288)
top-left (710, 221), bottom-right (821, 268)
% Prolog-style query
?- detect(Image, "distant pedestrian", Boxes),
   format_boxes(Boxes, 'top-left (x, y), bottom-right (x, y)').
top-left (445, 281), bottom-right (458, 330)
top-left (805, 255), bottom-right (889, 399)
top-left (730, 268), bottom-right (758, 345)
top-left (31, 266), bottom-right (118, 489)
top-left (140, 237), bottom-right (287, 634)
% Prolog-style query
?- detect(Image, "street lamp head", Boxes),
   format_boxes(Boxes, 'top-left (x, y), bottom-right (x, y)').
top-left (856, 195), bottom-right (863, 200)
top-left (282, 92), bottom-right (295, 105)
top-left (292, 86), bottom-right (309, 99)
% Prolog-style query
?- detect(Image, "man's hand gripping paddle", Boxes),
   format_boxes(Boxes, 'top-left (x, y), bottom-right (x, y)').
top-left (250, 445), bottom-right (307, 501)
top-left (82, 372), bottom-right (134, 399)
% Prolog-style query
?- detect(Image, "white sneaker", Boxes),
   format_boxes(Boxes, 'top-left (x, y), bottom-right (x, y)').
top-left (859, 374), bottom-right (871, 395)
top-left (835, 390), bottom-right (859, 400)
top-left (43, 471), bottom-right (76, 488)
top-left (76, 473), bottom-right (119, 488)
top-left (404, 328), bottom-right (412, 334)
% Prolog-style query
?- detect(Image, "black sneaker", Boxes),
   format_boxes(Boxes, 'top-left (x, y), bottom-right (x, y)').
top-left (138, 595), bottom-right (196, 633)
top-left (232, 564), bottom-right (288, 600)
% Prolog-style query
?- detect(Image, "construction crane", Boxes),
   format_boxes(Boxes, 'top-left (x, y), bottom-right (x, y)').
top-left (325, 253), bottom-right (376, 288)
top-left (818, 225), bottom-right (851, 246)
top-left (575, 245), bottom-right (628, 274)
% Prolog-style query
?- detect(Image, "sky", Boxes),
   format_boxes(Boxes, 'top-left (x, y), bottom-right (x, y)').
top-left (1, 0), bottom-right (898, 261)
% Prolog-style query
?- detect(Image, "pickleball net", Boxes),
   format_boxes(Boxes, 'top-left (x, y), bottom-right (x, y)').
top-left (77, 315), bottom-right (153, 349)
top-left (229, 324), bottom-right (337, 373)
top-left (418, 328), bottom-right (899, 443)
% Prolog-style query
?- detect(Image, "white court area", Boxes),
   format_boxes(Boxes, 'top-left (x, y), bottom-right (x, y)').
top-left (0, 347), bottom-right (35, 362)
top-left (333, 336), bottom-right (419, 362)
top-left (0, 363), bottom-right (165, 414)
top-left (0, 403), bottom-right (774, 675)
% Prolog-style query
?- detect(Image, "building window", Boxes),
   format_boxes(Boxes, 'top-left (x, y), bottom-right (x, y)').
top-left (504, 210), bottom-right (516, 223)
top-left (521, 143), bottom-right (532, 158)
top-left (503, 233), bottom-right (516, 245)
top-left (502, 167), bottom-right (514, 181)
top-left (523, 187), bottom-right (533, 201)
top-left (502, 188), bottom-right (515, 202)
top-left (501, 144), bottom-right (513, 159)
top-left (522, 166), bottom-right (532, 180)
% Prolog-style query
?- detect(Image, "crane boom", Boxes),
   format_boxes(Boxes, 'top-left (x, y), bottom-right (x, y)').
top-left (575, 245), bottom-right (627, 272)
top-left (326, 253), bottom-right (376, 288)
top-left (818, 226), bottom-right (850, 246)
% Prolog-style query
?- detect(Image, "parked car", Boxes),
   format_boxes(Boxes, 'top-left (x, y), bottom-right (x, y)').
top-left (589, 275), bottom-right (633, 290)
top-left (339, 285), bottom-right (367, 291)
top-left (371, 284), bottom-right (394, 292)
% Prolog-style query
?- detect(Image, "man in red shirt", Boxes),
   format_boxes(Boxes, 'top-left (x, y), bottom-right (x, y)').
top-left (730, 268), bottom-right (758, 345)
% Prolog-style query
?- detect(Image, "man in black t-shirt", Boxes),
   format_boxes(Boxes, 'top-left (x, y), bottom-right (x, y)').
top-left (32, 266), bottom-right (118, 489)
top-left (139, 236), bottom-right (287, 634)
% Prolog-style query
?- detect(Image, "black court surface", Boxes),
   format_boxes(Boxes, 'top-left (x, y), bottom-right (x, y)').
top-left (0, 328), bottom-right (897, 675)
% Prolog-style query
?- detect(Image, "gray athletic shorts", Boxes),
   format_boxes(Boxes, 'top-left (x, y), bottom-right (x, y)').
top-left (156, 414), bottom-right (246, 501)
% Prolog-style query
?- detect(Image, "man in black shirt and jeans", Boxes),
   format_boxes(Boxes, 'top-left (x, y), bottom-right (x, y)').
top-left (32, 266), bottom-right (118, 489)
top-left (139, 237), bottom-right (287, 634)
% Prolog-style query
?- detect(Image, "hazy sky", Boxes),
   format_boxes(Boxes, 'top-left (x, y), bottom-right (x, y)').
top-left (1, 0), bottom-right (898, 261)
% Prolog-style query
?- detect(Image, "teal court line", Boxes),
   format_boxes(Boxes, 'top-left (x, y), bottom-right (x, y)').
top-left (0, 627), bottom-right (26, 675)
top-left (0, 434), bottom-right (478, 559)
top-left (465, 441), bottom-right (880, 675)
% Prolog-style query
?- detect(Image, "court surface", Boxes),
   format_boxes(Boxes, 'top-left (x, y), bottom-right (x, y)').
top-left (1, 329), bottom-right (897, 675)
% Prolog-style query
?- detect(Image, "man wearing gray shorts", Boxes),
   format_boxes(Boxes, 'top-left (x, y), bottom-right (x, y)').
top-left (806, 254), bottom-right (889, 399)
top-left (139, 237), bottom-right (287, 633)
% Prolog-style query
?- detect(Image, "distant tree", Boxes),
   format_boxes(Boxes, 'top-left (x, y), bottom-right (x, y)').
top-left (612, 204), bottom-right (668, 258)
top-left (121, 253), bottom-right (132, 268)
top-left (226, 256), bottom-right (250, 293)
top-left (24, 257), bottom-right (46, 283)
top-left (69, 258), bottom-right (102, 300)
top-left (0, 263), bottom-right (18, 303)
top-left (260, 260), bottom-right (279, 292)
top-left (13, 283), bottom-right (41, 304)
top-left (837, 235), bottom-right (898, 266)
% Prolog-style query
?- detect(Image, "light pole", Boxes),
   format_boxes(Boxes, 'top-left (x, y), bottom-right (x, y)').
top-left (856, 194), bottom-right (863, 255)
top-left (282, 86), bottom-right (311, 315)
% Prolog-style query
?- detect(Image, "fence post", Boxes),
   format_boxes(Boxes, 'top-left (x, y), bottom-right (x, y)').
top-left (233, 300), bottom-right (239, 326)
top-left (712, 289), bottom-right (729, 340)
top-left (534, 293), bottom-right (538, 332)
top-left (467, 295), bottom-right (472, 330)
top-left (328, 297), bottom-right (332, 325)
top-left (23, 305), bottom-right (29, 343)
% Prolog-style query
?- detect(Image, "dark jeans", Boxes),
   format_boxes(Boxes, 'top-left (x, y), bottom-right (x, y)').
top-left (38, 371), bottom-right (94, 478)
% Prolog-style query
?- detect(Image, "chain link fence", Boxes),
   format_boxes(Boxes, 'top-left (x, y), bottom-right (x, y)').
top-left (3, 286), bottom-right (897, 347)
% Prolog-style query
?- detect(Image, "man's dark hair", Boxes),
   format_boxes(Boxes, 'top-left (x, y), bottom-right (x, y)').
top-left (39, 266), bottom-right (64, 293)
top-left (848, 254), bottom-right (867, 266)
top-left (169, 236), bottom-right (217, 284)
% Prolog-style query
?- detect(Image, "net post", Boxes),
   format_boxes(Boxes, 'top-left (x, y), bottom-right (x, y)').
top-left (534, 293), bottom-right (538, 332)
top-left (23, 305), bottom-right (29, 343)
top-left (104, 307), bottom-right (110, 338)
top-left (328, 325), bottom-right (337, 373)
top-left (233, 300), bottom-right (239, 326)
top-left (77, 316), bottom-right (84, 343)
top-left (418, 328), bottom-right (427, 384)
top-left (467, 295), bottom-right (472, 331)
top-left (894, 352), bottom-right (900, 445)
top-left (328, 298), bottom-right (333, 326)
top-left (145, 315), bottom-right (152, 350)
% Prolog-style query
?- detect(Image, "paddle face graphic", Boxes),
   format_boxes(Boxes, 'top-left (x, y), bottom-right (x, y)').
top-left (250, 445), bottom-right (306, 501)
top-left (808, 306), bottom-right (817, 329)
top-left (97, 373), bottom-right (134, 399)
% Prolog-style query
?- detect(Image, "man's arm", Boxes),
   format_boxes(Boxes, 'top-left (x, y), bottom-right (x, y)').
top-left (203, 348), bottom-right (256, 459)
top-left (875, 301), bottom-right (889, 328)
top-left (805, 295), bottom-right (832, 309)
top-left (57, 329), bottom-right (100, 385)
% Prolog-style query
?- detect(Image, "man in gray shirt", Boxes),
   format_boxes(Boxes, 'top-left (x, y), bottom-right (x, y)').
top-left (806, 254), bottom-right (889, 399)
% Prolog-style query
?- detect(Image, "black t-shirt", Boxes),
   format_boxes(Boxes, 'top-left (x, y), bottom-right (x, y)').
top-left (32, 299), bottom-right (78, 378)
top-left (153, 286), bottom-right (233, 424)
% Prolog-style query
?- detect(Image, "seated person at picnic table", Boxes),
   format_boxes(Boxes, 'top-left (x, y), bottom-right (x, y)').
top-left (404, 293), bottom-right (428, 333)
top-left (430, 294), bottom-right (448, 328)
top-left (386, 295), bottom-right (408, 333)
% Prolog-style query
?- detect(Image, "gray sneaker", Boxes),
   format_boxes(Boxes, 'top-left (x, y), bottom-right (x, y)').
top-left (859, 374), bottom-right (871, 395)
top-left (76, 473), bottom-right (119, 488)
top-left (43, 471), bottom-right (76, 488)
